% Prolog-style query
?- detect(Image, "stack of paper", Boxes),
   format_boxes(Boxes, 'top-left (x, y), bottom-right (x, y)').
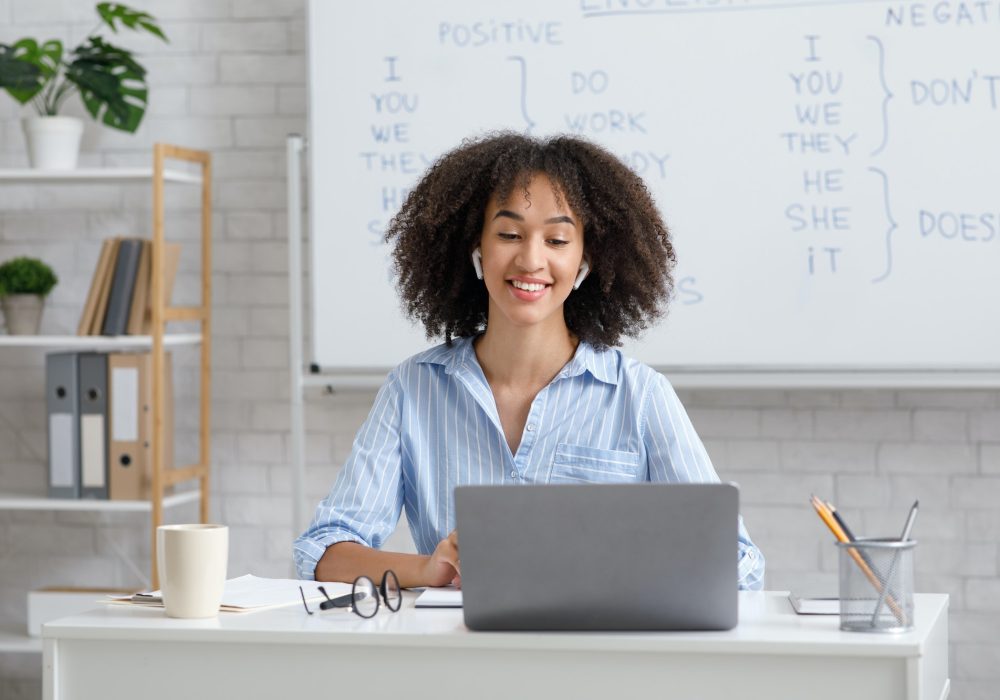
top-left (109, 574), bottom-right (352, 613)
top-left (414, 587), bottom-right (463, 608)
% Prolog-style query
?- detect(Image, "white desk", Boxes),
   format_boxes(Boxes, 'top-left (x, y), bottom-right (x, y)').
top-left (43, 591), bottom-right (949, 700)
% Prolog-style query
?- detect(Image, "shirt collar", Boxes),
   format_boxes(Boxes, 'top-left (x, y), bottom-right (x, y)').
top-left (560, 340), bottom-right (619, 386)
top-left (418, 335), bottom-right (619, 386)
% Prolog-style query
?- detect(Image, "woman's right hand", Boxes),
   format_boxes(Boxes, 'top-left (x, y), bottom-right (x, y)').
top-left (422, 529), bottom-right (461, 587)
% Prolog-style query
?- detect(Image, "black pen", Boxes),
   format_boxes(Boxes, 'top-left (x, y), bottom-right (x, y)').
top-left (826, 501), bottom-right (858, 542)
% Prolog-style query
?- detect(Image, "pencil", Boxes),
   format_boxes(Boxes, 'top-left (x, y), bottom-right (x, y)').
top-left (827, 499), bottom-right (881, 575)
top-left (809, 495), bottom-right (907, 626)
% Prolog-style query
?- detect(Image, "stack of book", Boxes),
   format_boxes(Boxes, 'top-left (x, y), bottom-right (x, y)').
top-left (77, 237), bottom-right (181, 336)
top-left (46, 350), bottom-right (175, 501)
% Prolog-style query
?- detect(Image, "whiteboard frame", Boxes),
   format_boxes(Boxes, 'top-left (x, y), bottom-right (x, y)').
top-left (305, 0), bottom-right (1000, 374)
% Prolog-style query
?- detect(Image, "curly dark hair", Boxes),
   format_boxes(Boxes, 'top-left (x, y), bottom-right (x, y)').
top-left (385, 131), bottom-right (675, 349)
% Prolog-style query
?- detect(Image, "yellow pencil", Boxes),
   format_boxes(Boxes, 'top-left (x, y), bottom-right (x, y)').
top-left (810, 495), bottom-right (906, 626)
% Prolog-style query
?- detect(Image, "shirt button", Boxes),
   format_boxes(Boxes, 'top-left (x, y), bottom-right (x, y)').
top-left (526, 424), bottom-right (536, 432)
top-left (510, 470), bottom-right (518, 479)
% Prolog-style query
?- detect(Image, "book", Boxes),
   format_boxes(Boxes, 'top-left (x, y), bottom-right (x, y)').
top-left (88, 238), bottom-right (122, 335)
top-left (140, 241), bottom-right (181, 334)
top-left (102, 239), bottom-right (143, 336)
top-left (77, 239), bottom-right (118, 336)
top-left (125, 240), bottom-right (150, 335)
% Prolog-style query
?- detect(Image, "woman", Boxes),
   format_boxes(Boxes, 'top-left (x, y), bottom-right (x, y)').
top-left (294, 132), bottom-right (765, 590)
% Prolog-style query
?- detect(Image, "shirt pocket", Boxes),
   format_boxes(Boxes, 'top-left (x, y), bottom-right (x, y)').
top-left (549, 443), bottom-right (643, 484)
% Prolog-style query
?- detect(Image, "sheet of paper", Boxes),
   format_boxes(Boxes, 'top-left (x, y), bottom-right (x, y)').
top-left (109, 575), bottom-right (352, 612)
top-left (414, 587), bottom-right (463, 608)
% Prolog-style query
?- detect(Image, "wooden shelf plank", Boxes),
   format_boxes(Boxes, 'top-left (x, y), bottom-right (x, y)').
top-left (0, 490), bottom-right (200, 512)
top-left (163, 306), bottom-right (206, 322)
top-left (0, 167), bottom-right (201, 185)
top-left (0, 334), bottom-right (201, 350)
top-left (164, 464), bottom-right (207, 487)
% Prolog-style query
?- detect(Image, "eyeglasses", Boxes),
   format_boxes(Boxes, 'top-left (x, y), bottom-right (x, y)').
top-left (299, 570), bottom-right (402, 619)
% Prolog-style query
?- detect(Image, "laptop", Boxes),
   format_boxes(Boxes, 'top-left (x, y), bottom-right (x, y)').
top-left (454, 482), bottom-right (739, 631)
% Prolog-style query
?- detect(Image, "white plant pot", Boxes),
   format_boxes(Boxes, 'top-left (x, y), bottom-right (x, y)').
top-left (1, 294), bottom-right (45, 335)
top-left (22, 116), bottom-right (84, 170)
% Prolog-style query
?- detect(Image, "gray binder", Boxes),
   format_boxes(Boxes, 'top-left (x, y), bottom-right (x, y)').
top-left (78, 353), bottom-right (109, 500)
top-left (46, 353), bottom-right (81, 499)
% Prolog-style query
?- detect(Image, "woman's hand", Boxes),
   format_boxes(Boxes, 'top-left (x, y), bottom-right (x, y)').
top-left (422, 529), bottom-right (461, 588)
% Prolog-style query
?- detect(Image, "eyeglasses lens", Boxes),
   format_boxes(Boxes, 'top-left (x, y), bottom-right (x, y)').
top-left (353, 577), bottom-right (379, 618)
top-left (383, 570), bottom-right (402, 612)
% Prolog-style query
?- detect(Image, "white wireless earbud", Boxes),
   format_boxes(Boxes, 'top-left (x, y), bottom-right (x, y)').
top-left (471, 248), bottom-right (483, 280)
top-left (573, 260), bottom-right (590, 290)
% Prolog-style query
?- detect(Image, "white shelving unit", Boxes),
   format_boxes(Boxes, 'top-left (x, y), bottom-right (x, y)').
top-left (0, 168), bottom-right (201, 185)
top-left (0, 490), bottom-right (200, 512)
top-left (0, 144), bottom-right (213, 654)
top-left (0, 334), bottom-right (201, 350)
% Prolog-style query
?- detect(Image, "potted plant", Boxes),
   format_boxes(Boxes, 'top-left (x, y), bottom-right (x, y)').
top-left (0, 257), bottom-right (59, 335)
top-left (0, 3), bottom-right (167, 169)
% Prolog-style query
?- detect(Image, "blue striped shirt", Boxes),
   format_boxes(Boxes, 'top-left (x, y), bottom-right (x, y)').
top-left (294, 337), bottom-right (765, 589)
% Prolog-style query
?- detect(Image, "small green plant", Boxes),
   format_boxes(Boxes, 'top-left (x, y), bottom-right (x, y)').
top-left (0, 257), bottom-right (59, 297)
top-left (0, 3), bottom-right (167, 132)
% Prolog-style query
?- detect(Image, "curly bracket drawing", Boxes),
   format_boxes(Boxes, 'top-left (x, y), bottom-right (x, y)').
top-left (867, 35), bottom-right (892, 157)
top-left (869, 166), bottom-right (897, 283)
top-left (507, 56), bottom-right (536, 134)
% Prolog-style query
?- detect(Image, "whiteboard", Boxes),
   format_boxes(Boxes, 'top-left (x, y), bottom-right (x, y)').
top-left (307, 0), bottom-right (1000, 373)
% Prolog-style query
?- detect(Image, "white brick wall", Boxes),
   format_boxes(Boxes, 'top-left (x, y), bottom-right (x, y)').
top-left (0, 4), bottom-right (998, 700)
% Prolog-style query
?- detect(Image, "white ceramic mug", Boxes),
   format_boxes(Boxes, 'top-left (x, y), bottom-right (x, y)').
top-left (156, 524), bottom-right (229, 618)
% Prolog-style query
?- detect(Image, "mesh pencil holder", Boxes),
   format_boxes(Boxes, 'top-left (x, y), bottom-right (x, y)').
top-left (836, 537), bottom-right (916, 633)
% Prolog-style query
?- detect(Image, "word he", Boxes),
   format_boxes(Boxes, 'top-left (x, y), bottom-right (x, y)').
top-left (438, 19), bottom-right (562, 47)
top-left (378, 186), bottom-right (413, 213)
top-left (885, 1), bottom-right (1000, 26)
top-left (920, 210), bottom-right (999, 241)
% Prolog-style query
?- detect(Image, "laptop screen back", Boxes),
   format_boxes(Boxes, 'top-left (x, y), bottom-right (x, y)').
top-left (454, 483), bottom-right (738, 631)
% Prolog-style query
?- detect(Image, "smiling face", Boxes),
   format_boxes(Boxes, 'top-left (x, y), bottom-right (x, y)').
top-left (479, 172), bottom-right (586, 334)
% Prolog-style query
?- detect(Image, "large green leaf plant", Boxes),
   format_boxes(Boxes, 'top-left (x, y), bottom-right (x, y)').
top-left (0, 3), bottom-right (167, 133)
